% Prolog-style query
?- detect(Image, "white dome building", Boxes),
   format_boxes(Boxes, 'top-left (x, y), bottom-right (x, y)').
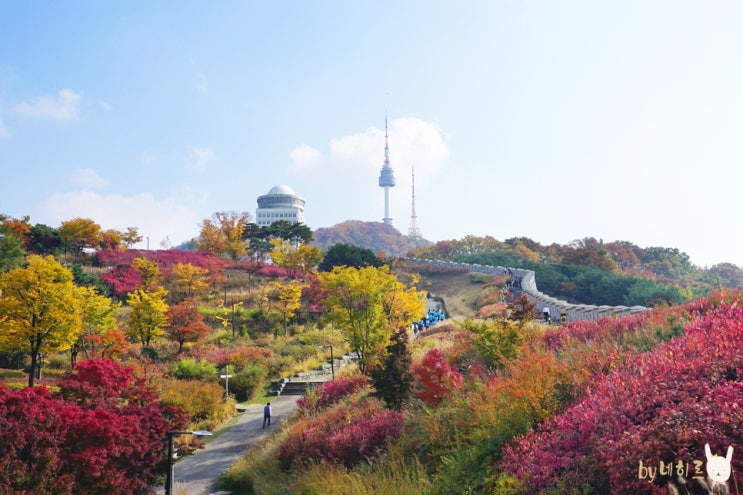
top-left (255, 185), bottom-right (306, 226)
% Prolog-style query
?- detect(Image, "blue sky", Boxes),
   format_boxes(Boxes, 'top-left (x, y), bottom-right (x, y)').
top-left (2, 1), bottom-right (743, 267)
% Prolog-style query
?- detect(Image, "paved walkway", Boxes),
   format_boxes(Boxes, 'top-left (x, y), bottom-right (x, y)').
top-left (155, 395), bottom-right (301, 495)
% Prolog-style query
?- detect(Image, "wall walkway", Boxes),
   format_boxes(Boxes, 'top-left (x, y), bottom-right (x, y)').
top-left (403, 258), bottom-right (649, 323)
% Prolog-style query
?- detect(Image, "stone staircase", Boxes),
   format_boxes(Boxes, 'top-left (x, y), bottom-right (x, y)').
top-left (270, 379), bottom-right (323, 396)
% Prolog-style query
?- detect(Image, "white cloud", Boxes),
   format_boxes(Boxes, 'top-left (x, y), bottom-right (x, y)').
top-left (69, 168), bottom-right (109, 189)
top-left (291, 117), bottom-right (449, 180)
top-left (191, 147), bottom-right (214, 172)
top-left (14, 88), bottom-right (83, 122)
top-left (287, 117), bottom-right (450, 228)
top-left (38, 190), bottom-right (199, 246)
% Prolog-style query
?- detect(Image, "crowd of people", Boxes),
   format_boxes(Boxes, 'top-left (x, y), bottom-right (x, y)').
top-left (412, 308), bottom-right (446, 334)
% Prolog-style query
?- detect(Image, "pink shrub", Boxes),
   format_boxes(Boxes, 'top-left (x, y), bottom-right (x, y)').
top-left (297, 375), bottom-right (369, 414)
top-left (500, 301), bottom-right (743, 494)
top-left (413, 348), bottom-right (463, 406)
top-left (96, 249), bottom-right (226, 298)
top-left (277, 402), bottom-right (403, 470)
top-left (256, 264), bottom-right (289, 278)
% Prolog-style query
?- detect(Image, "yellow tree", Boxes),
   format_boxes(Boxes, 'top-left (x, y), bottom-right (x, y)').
top-left (269, 239), bottom-right (296, 272)
top-left (217, 211), bottom-right (249, 260)
top-left (122, 226), bottom-right (143, 248)
top-left (197, 218), bottom-right (227, 255)
top-left (171, 262), bottom-right (209, 299)
top-left (71, 286), bottom-right (120, 362)
top-left (127, 257), bottom-right (168, 346)
top-left (0, 255), bottom-right (82, 387)
top-left (271, 280), bottom-right (305, 335)
top-left (197, 211), bottom-right (250, 259)
top-left (126, 287), bottom-right (169, 347)
top-left (270, 239), bottom-right (322, 278)
top-left (58, 217), bottom-right (102, 258)
top-left (318, 265), bottom-right (426, 372)
top-left (296, 244), bottom-right (323, 278)
top-left (100, 229), bottom-right (125, 250)
top-left (132, 257), bottom-right (160, 291)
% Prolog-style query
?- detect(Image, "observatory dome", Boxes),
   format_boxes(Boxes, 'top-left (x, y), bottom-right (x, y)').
top-left (268, 184), bottom-right (296, 195)
top-left (256, 184), bottom-right (305, 226)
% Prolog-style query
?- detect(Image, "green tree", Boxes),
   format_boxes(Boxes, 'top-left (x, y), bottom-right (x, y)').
top-left (0, 255), bottom-right (82, 386)
top-left (318, 243), bottom-right (384, 271)
top-left (370, 327), bottom-right (413, 410)
top-left (27, 223), bottom-right (62, 255)
top-left (318, 265), bottom-right (426, 372)
top-left (0, 232), bottom-right (25, 273)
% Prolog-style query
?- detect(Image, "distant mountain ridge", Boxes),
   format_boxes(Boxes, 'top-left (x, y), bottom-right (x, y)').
top-left (311, 220), bottom-right (432, 257)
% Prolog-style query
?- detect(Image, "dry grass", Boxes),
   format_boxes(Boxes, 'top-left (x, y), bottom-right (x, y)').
top-left (410, 267), bottom-right (491, 319)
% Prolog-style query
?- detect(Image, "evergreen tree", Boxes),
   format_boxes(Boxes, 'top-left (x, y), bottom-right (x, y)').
top-left (371, 327), bottom-right (413, 410)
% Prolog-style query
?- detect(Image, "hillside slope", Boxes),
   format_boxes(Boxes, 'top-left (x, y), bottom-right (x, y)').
top-left (312, 220), bottom-right (431, 257)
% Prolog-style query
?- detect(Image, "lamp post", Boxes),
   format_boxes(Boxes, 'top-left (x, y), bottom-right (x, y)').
top-left (317, 345), bottom-right (334, 380)
top-left (165, 430), bottom-right (212, 495)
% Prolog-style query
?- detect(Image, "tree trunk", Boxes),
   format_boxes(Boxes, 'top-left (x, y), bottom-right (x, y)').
top-left (28, 350), bottom-right (38, 388)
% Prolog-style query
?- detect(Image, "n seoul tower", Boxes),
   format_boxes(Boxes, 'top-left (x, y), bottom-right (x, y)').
top-left (378, 116), bottom-right (396, 225)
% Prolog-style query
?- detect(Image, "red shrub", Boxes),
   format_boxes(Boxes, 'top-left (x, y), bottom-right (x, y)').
top-left (297, 374), bottom-right (369, 414)
top-left (0, 359), bottom-right (188, 495)
top-left (500, 301), bottom-right (743, 494)
top-left (256, 264), bottom-right (289, 278)
top-left (277, 402), bottom-right (403, 470)
top-left (413, 348), bottom-right (463, 406)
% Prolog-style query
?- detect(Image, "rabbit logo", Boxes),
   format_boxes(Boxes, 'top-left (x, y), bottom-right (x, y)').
top-left (705, 443), bottom-right (733, 485)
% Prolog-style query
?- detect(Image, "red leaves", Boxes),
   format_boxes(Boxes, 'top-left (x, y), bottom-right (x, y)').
top-left (277, 402), bottom-right (403, 470)
top-left (166, 298), bottom-right (211, 352)
top-left (96, 249), bottom-right (226, 298)
top-left (413, 348), bottom-right (463, 406)
top-left (500, 301), bottom-right (743, 493)
top-left (297, 374), bottom-right (369, 415)
top-left (0, 358), bottom-right (188, 495)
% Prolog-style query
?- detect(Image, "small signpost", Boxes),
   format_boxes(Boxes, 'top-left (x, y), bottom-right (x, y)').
top-left (220, 366), bottom-right (233, 398)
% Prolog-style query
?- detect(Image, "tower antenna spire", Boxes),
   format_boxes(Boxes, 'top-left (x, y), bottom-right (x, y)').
top-left (378, 114), bottom-right (396, 225)
top-left (408, 165), bottom-right (421, 238)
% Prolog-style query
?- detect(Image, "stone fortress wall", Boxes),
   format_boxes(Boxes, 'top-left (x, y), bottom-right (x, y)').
top-left (403, 258), bottom-right (649, 323)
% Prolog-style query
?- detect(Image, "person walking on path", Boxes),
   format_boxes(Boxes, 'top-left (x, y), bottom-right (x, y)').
top-left (262, 402), bottom-right (272, 429)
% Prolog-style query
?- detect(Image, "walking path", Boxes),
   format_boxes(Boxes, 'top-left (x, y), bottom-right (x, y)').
top-left (155, 395), bottom-right (301, 495)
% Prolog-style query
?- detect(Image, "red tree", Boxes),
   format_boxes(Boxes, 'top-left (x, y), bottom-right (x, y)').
top-left (166, 298), bottom-right (211, 353)
top-left (413, 348), bottom-right (463, 406)
top-left (0, 359), bottom-right (188, 495)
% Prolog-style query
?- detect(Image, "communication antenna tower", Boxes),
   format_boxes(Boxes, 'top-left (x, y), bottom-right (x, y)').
top-left (408, 165), bottom-right (422, 238)
top-left (378, 115), bottom-right (396, 225)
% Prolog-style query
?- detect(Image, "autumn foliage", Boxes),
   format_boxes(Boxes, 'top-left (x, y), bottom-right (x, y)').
top-left (297, 374), bottom-right (370, 415)
top-left (499, 300), bottom-right (743, 494)
top-left (0, 358), bottom-right (187, 495)
top-left (413, 348), bottom-right (463, 406)
top-left (277, 400), bottom-right (404, 470)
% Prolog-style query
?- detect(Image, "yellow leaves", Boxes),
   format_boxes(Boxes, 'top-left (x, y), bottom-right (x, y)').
top-left (58, 217), bottom-right (102, 252)
top-left (0, 255), bottom-right (82, 384)
top-left (318, 265), bottom-right (426, 370)
top-left (270, 239), bottom-right (323, 278)
top-left (197, 211), bottom-right (250, 259)
top-left (132, 257), bottom-right (160, 291)
top-left (126, 286), bottom-right (169, 346)
top-left (171, 262), bottom-right (209, 297)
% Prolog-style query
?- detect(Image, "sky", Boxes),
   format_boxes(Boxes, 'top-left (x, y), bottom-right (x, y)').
top-left (2, 1), bottom-right (743, 267)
